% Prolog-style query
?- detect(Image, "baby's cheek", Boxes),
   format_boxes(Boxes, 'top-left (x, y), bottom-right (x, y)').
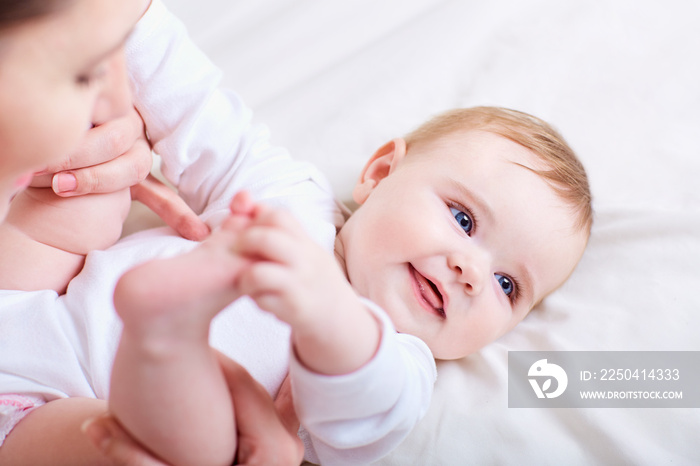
top-left (386, 214), bottom-right (440, 255)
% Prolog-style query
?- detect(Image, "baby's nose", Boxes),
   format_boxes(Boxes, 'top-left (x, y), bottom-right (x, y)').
top-left (447, 249), bottom-right (489, 296)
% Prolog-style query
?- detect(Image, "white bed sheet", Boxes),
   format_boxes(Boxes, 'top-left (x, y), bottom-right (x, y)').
top-left (163, 1), bottom-right (700, 464)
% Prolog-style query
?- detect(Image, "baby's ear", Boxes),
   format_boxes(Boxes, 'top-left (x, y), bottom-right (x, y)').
top-left (352, 138), bottom-right (407, 204)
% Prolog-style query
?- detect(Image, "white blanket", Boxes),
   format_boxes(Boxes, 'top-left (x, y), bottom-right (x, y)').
top-left (160, 1), bottom-right (700, 463)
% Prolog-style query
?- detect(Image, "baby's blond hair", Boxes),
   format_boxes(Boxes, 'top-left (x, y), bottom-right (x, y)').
top-left (404, 106), bottom-right (592, 234)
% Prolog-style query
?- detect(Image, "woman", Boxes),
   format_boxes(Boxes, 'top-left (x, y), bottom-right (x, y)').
top-left (0, 1), bottom-right (301, 464)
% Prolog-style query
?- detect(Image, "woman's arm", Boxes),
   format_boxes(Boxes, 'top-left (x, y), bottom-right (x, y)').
top-left (125, 0), bottom-right (337, 252)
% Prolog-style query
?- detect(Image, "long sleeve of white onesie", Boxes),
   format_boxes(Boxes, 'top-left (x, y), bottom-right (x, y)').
top-left (293, 299), bottom-right (437, 465)
top-left (125, 0), bottom-right (339, 245)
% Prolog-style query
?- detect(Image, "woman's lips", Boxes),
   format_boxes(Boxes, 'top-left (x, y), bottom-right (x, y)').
top-left (409, 264), bottom-right (446, 318)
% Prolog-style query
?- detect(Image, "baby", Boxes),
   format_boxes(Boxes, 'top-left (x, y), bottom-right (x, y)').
top-left (109, 106), bottom-right (593, 465)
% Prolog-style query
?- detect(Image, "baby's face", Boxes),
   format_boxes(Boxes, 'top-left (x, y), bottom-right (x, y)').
top-left (337, 130), bottom-right (588, 359)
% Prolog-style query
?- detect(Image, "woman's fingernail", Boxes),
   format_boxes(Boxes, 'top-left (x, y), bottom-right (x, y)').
top-left (52, 173), bottom-right (77, 195)
top-left (81, 418), bottom-right (112, 451)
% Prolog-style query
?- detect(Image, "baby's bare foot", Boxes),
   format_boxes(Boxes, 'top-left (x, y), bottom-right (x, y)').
top-left (113, 191), bottom-right (259, 347)
top-left (114, 225), bottom-right (249, 345)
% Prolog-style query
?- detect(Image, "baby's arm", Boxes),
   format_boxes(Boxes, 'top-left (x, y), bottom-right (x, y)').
top-left (233, 196), bottom-right (437, 465)
top-left (233, 197), bottom-right (381, 376)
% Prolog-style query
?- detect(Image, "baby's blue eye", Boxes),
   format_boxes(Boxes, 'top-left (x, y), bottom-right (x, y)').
top-left (450, 207), bottom-right (473, 234)
top-left (496, 274), bottom-right (514, 296)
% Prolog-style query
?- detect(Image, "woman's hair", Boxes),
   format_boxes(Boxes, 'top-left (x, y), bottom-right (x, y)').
top-left (404, 106), bottom-right (593, 234)
top-left (0, 0), bottom-right (72, 31)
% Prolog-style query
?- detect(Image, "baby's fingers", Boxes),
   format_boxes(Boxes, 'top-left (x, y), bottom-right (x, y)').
top-left (235, 225), bottom-right (300, 265)
top-left (236, 263), bottom-right (305, 323)
top-left (237, 262), bottom-right (288, 301)
top-left (247, 203), bottom-right (307, 239)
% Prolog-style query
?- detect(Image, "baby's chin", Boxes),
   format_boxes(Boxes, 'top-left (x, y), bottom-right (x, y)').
top-left (431, 347), bottom-right (477, 361)
top-left (417, 336), bottom-right (480, 360)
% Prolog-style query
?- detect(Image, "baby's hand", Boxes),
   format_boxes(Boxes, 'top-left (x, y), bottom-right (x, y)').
top-left (233, 201), bottom-right (353, 329)
top-left (233, 199), bottom-right (380, 375)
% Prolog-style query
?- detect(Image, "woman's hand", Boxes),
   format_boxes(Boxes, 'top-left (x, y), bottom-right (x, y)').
top-left (32, 106), bottom-right (209, 240)
top-left (221, 354), bottom-right (303, 466)
top-left (82, 353), bottom-right (303, 465)
top-left (31, 106), bottom-right (152, 197)
top-left (131, 175), bottom-right (210, 241)
top-left (82, 414), bottom-right (167, 466)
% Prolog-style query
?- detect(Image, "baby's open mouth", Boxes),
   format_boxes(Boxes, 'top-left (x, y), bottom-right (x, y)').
top-left (409, 264), bottom-right (445, 317)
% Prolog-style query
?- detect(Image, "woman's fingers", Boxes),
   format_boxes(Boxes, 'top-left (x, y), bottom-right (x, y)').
top-left (131, 175), bottom-right (210, 241)
top-left (49, 107), bottom-right (146, 174)
top-left (53, 137), bottom-right (152, 196)
top-left (215, 352), bottom-right (304, 466)
top-left (46, 107), bottom-right (152, 196)
top-left (274, 375), bottom-right (300, 437)
top-left (82, 414), bottom-right (168, 466)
